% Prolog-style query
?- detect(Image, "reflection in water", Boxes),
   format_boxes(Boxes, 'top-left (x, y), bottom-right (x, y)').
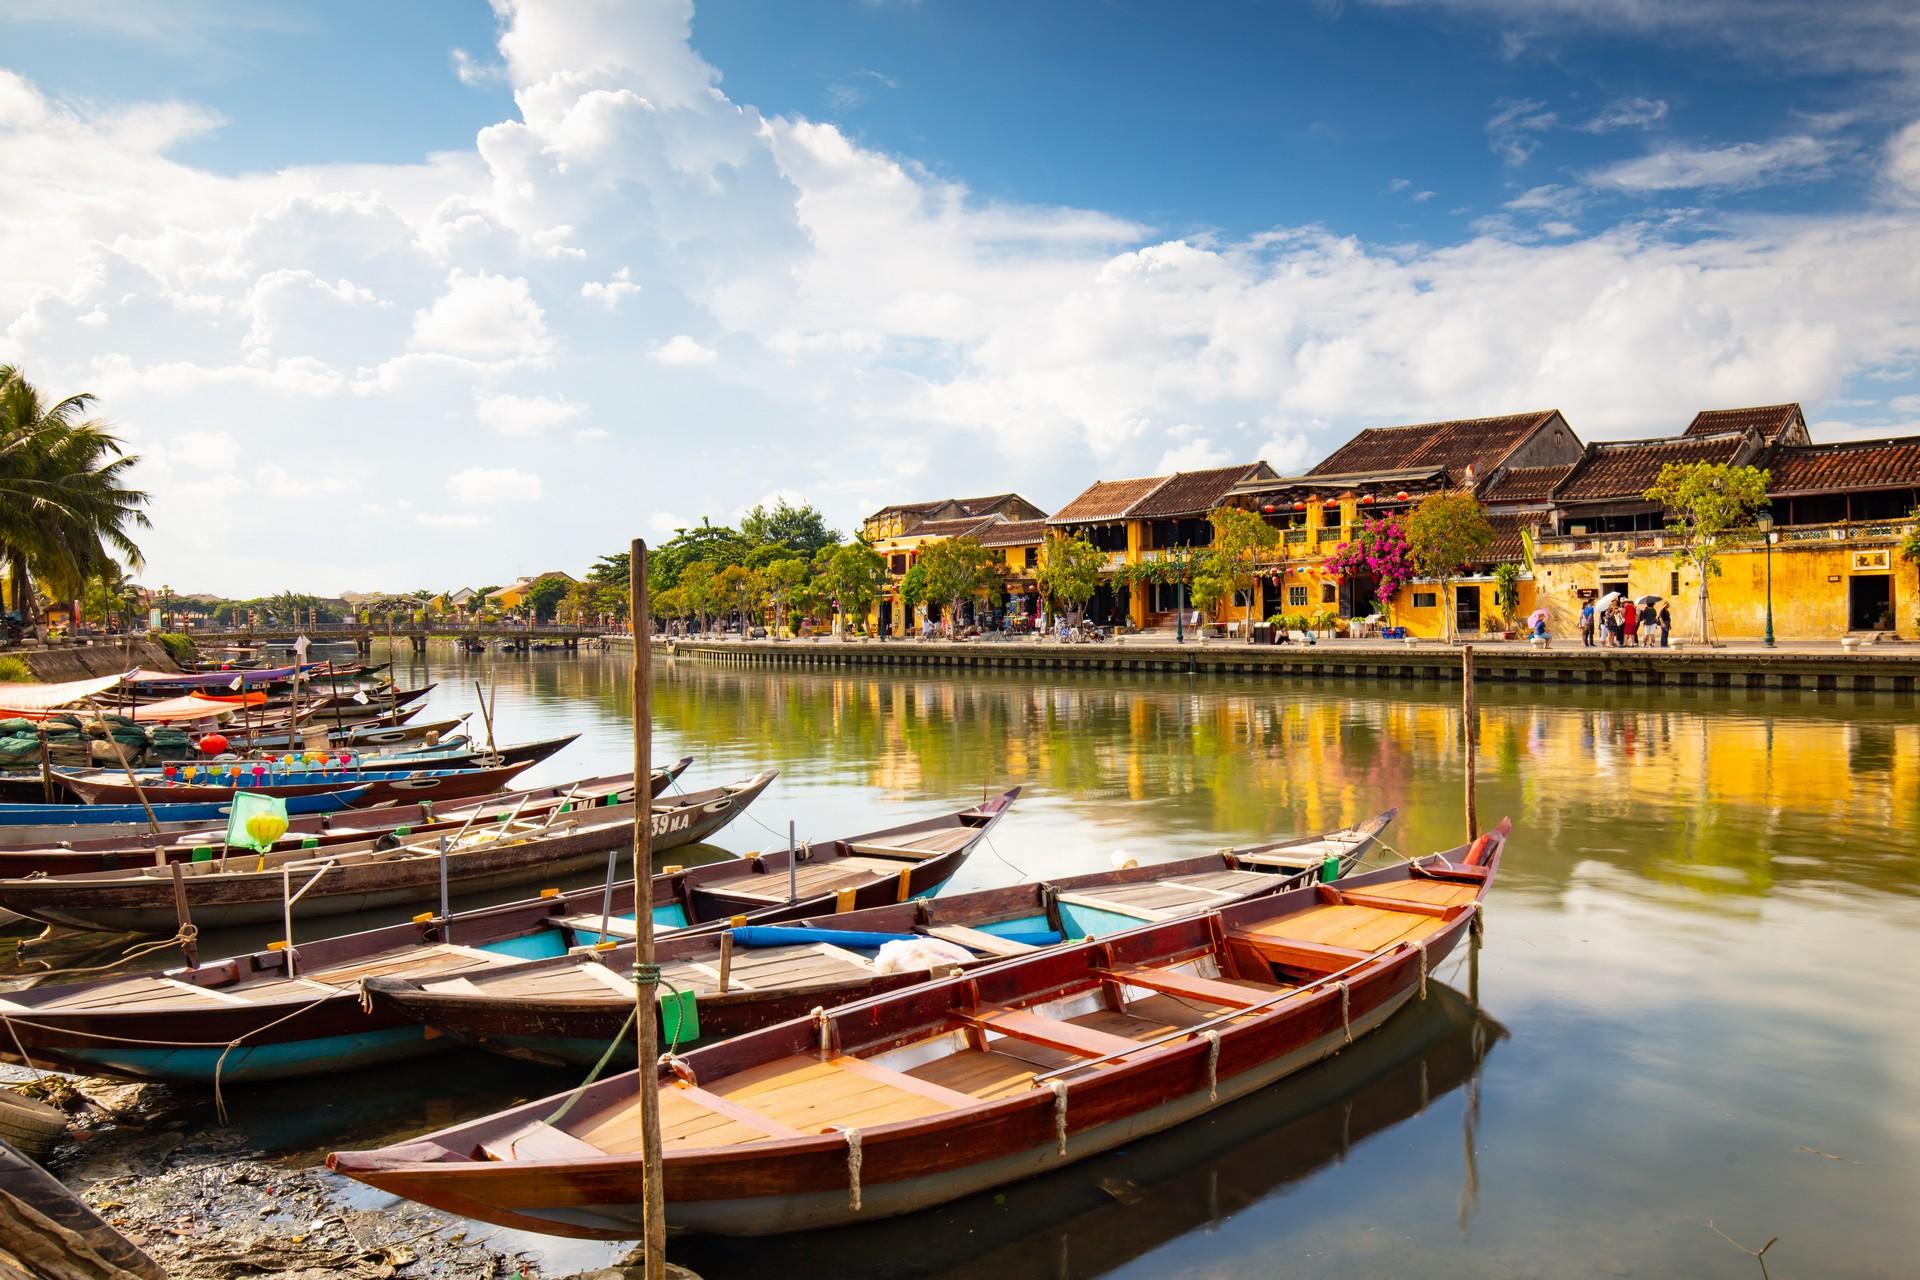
top-left (674, 982), bottom-right (1502, 1280)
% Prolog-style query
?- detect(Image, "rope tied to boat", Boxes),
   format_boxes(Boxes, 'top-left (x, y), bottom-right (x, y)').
top-left (12, 925), bottom-right (199, 984)
top-left (1337, 980), bottom-right (1352, 1045)
top-left (829, 1125), bottom-right (863, 1211)
top-left (661, 1054), bottom-right (698, 1088)
top-left (1414, 938), bottom-right (1429, 1000)
top-left (1468, 900), bottom-right (1485, 941)
top-left (1202, 1030), bottom-right (1221, 1102)
top-left (1048, 1080), bottom-right (1069, 1155)
top-left (811, 1006), bottom-right (835, 1057)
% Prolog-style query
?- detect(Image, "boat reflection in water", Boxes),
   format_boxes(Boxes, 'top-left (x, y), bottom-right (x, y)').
top-left (673, 979), bottom-right (1503, 1280)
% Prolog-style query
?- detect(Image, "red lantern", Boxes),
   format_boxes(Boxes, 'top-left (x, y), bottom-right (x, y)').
top-left (1323, 498), bottom-right (1338, 509)
top-left (198, 734), bottom-right (228, 756)
top-left (1292, 501), bottom-right (1306, 511)
top-left (1360, 494), bottom-right (1374, 505)
top-left (1261, 503), bottom-right (1277, 514)
top-left (1395, 491), bottom-right (1410, 502)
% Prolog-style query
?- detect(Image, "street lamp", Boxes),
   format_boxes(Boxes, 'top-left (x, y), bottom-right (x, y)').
top-left (1756, 509), bottom-right (1775, 649)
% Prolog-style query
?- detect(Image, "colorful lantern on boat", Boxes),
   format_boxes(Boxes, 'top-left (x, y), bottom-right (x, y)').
top-left (198, 733), bottom-right (229, 756)
top-left (244, 812), bottom-right (289, 847)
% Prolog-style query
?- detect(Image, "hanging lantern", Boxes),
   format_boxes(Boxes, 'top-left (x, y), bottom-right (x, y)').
top-left (1323, 498), bottom-right (1338, 509)
top-left (1395, 491), bottom-right (1410, 502)
top-left (1292, 501), bottom-right (1306, 511)
top-left (1359, 494), bottom-right (1374, 505)
top-left (1261, 503), bottom-right (1277, 514)
top-left (198, 733), bottom-right (229, 756)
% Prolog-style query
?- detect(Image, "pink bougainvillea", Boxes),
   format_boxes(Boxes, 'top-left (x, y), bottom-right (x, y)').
top-left (1323, 515), bottom-right (1414, 604)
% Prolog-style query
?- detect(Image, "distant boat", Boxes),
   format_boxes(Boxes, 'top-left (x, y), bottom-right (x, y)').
top-left (53, 756), bottom-right (534, 809)
top-left (329, 820), bottom-right (1505, 1239)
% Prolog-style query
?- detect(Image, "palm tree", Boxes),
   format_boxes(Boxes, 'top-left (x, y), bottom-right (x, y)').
top-left (0, 366), bottom-right (149, 626)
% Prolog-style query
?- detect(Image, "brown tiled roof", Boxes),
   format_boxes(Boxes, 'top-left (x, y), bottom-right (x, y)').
top-left (1128, 463), bottom-right (1271, 518)
top-left (1049, 476), bottom-right (1169, 523)
top-left (1482, 464), bottom-right (1574, 504)
top-left (1684, 404), bottom-right (1804, 441)
top-left (974, 519), bottom-right (1049, 547)
top-left (1766, 437), bottom-right (1920, 496)
top-left (1484, 512), bottom-right (1535, 563)
top-left (1556, 434), bottom-right (1748, 503)
top-left (1309, 411), bottom-right (1558, 485)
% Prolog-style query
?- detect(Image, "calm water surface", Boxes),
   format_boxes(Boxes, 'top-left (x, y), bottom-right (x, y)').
top-left (68, 644), bottom-right (1920, 1276)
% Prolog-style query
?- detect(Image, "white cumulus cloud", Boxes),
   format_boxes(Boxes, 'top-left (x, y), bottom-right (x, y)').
top-left (446, 465), bottom-right (544, 505)
top-left (648, 334), bottom-right (717, 366)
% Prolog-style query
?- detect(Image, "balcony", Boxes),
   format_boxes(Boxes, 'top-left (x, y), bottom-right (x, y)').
top-left (1536, 518), bottom-right (1915, 559)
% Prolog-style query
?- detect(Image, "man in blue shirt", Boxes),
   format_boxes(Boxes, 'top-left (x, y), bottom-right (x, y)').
top-left (1579, 600), bottom-right (1596, 647)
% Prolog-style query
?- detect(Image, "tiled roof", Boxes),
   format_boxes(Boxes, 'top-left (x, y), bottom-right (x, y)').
top-left (1484, 512), bottom-right (1535, 563)
top-left (974, 519), bottom-right (1049, 547)
top-left (1556, 434), bottom-right (1748, 503)
top-left (1766, 437), bottom-right (1920, 496)
top-left (1128, 463), bottom-right (1270, 518)
top-left (1482, 464), bottom-right (1574, 504)
top-left (1309, 411), bottom-right (1558, 484)
top-left (1684, 404), bottom-right (1804, 441)
top-left (1049, 476), bottom-right (1169, 523)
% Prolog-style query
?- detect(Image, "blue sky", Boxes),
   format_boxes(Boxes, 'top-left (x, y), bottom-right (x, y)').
top-left (3, 0), bottom-right (1919, 593)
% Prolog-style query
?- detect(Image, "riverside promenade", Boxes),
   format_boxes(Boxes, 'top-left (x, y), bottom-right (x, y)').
top-left (662, 633), bottom-right (1920, 694)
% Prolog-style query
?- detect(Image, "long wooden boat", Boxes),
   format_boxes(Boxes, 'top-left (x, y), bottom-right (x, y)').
top-left (0, 1140), bottom-right (168, 1280)
top-left (225, 710), bottom-right (445, 751)
top-left (0, 786), bottom-right (375, 844)
top-left (0, 769), bottom-right (776, 935)
top-left (0, 784), bottom-right (1020, 1083)
top-left (54, 756), bottom-right (534, 808)
top-left (359, 811), bottom-right (1396, 1067)
top-left (330, 820), bottom-right (1505, 1238)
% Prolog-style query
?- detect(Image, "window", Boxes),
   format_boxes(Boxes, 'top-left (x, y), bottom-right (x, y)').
top-left (889, 555), bottom-right (908, 575)
top-left (1670, 571), bottom-right (1680, 597)
top-left (1287, 585), bottom-right (1309, 607)
top-left (1024, 548), bottom-right (1038, 568)
top-left (1321, 583), bottom-right (1337, 605)
top-left (1413, 591), bottom-right (1437, 608)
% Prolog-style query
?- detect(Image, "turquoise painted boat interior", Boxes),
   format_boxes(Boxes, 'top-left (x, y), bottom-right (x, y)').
top-left (475, 930), bottom-right (572, 961)
top-left (57, 1024), bottom-right (439, 1083)
top-left (1056, 902), bottom-right (1151, 938)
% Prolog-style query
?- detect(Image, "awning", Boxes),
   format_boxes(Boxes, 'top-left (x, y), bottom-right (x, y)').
top-left (124, 665), bottom-right (310, 689)
top-left (0, 674), bottom-right (126, 713)
top-left (116, 695), bottom-right (242, 724)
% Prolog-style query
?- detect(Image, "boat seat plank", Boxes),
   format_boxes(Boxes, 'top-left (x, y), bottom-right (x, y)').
top-left (712, 1054), bottom-right (951, 1131)
top-left (580, 1092), bottom-right (772, 1153)
top-left (829, 1055), bottom-right (980, 1110)
top-left (1171, 870), bottom-right (1277, 893)
top-left (699, 862), bottom-right (876, 903)
top-left (956, 1006), bottom-right (1144, 1060)
top-left (919, 924), bottom-right (1039, 957)
top-left (481, 1121), bottom-right (607, 1163)
top-left (1052, 891), bottom-right (1164, 922)
top-left (665, 1084), bottom-right (804, 1139)
top-left (1327, 889), bottom-right (1459, 919)
top-left (555, 913), bottom-right (637, 939)
top-left (1227, 931), bottom-right (1373, 974)
top-left (1352, 879), bottom-right (1479, 908)
top-left (1097, 966), bottom-right (1269, 1010)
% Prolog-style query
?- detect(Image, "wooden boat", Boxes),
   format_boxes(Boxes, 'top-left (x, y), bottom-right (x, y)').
top-left (0, 784), bottom-right (1019, 1084)
top-left (0, 766), bottom-right (690, 876)
top-left (0, 786), bottom-right (375, 845)
top-left (359, 811), bottom-right (1396, 1067)
top-left (0, 1141), bottom-right (168, 1280)
top-left (226, 710), bottom-right (447, 751)
top-left (54, 756), bottom-right (534, 809)
top-left (329, 820), bottom-right (1504, 1238)
top-left (0, 768), bottom-right (771, 935)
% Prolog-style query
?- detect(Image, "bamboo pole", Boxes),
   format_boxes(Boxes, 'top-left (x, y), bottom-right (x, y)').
top-left (105, 730), bottom-right (163, 836)
top-left (629, 537), bottom-right (667, 1278)
top-left (1461, 644), bottom-right (1478, 840)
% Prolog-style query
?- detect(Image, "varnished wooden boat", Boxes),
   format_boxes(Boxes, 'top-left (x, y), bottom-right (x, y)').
top-left (0, 1140), bottom-right (167, 1280)
top-left (54, 756), bottom-right (534, 808)
top-left (0, 766), bottom-right (768, 935)
top-left (359, 811), bottom-right (1396, 1066)
top-left (330, 819), bottom-right (1505, 1238)
top-left (0, 765), bottom-right (689, 877)
top-left (0, 786), bottom-right (1015, 1084)
top-left (0, 786), bottom-right (375, 845)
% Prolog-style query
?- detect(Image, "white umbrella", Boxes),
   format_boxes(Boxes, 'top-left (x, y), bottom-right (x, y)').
top-left (1596, 591), bottom-right (1621, 609)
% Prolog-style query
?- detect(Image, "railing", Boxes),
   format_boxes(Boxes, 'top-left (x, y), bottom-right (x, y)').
top-left (1537, 518), bottom-right (1916, 557)
top-left (1284, 529), bottom-right (1310, 546)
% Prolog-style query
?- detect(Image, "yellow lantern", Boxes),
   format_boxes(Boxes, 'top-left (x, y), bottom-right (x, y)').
top-left (245, 812), bottom-right (289, 847)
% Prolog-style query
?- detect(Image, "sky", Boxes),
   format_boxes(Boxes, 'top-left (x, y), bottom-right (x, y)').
top-left (3, 0), bottom-right (1920, 596)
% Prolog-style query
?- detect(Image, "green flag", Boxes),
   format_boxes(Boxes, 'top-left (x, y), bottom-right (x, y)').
top-left (225, 790), bottom-right (291, 852)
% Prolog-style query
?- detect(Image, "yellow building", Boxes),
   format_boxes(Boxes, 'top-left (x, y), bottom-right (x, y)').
top-left (1224, 411), bottom-right (1583, 637)
top-left (1533, 409), bottom-right (1920, 640)
top-left (1048, 463), bottom-right (1276, 629)
top-left (486, 571), bottom-right (575, 613)
top-left (860, 494), bottom-right (1047, 635)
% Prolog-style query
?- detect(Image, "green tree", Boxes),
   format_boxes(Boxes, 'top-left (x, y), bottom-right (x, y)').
top-left (522, 575), bottom-right (571, 622)
top-left (1404, 492), bottom-right (1494, 643)
top-left (739, 498), bottom-right (840, 556)
top-left (1645, 462), bottom-right (1770, 643)
top-left (1204, 506), bottom-right (1282, 639)
top-left (1491, 563), bottom-right (1523, 623)
top-left (1035, 532), bottom-right (1104, 625)
top-left (652, 519), bottom-right (748, 590)
top-left (714, 563), bottom-right (761, 631)
top-left (0, 365), bottom-right (149, 625)
top-left (898, 561), bottom-right (930, 622)
top-left (80, 567), bottom-right (137, 631)
top-left (676, 559), bottom-right (720, 632)
top-left (266, 590), bottom-right (319, 627)
top-left (822, 542), bottom-right (886, 636)
top-left (914, 537), bottom-right (1003, 634)
top-left (586, 551), bottom-right (629, 586)
top-left (761, 556), bottom-right (809, 637)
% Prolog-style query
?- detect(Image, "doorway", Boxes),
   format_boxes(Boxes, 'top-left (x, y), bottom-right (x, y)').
top-left (1454, 584), bottom-right (1481, 635)
top-left (1849, 575), bottom-right (1893, 631)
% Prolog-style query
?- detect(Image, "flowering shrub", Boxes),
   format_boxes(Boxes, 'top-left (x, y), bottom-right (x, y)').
top-left (1322, 516), bottom-right (1414, 615)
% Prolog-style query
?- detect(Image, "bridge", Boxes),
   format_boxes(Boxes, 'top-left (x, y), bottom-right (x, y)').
top-left (185, 622), bottom-right (623, 655)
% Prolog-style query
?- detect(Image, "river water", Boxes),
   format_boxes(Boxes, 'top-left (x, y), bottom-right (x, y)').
top-left (35, 643), bottom-right (1920, 1276)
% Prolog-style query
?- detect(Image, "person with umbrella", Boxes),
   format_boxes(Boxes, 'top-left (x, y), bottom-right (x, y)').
top-left (1636, 595), bottom-right (1662, 647)
top-left (1528, 606), bottom-right (1551, 645)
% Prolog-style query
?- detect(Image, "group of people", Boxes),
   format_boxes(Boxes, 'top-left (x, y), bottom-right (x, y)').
top-left (1580, 596), bottom-right (1670, 648)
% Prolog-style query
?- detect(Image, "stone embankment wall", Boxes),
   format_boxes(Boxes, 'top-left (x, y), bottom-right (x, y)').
top-left (14, 638), bottom-right (184, 682)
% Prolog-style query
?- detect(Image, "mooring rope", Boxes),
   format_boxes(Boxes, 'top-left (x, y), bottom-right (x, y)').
top-left (1337, 980), bottom-right (1352, 1044)
top-left (1048, 1080), bottom-right (1070, 1155)
top-left (1202, 1029), bottom-right (1221, 1102)
top-left (830, 1125), bottom-right (863, 1211)
top-left (15, 926), bottom-right (200, 984)
top-left (1415, 937), bottom-right (1429, 1000)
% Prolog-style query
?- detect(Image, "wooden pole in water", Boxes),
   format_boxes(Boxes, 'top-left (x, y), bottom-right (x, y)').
top-left (629, 537), bottom-right (667, 1279)
top-left (1461, 644), bottom-right (1478, 841)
